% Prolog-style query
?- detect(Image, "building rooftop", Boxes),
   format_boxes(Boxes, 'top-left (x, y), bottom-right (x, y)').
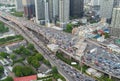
top-left (14, 75), bottom-right (37, 81)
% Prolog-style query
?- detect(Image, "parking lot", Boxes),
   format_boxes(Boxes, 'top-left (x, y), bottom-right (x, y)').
top-left (83, 40), bottom-right (120, 78)
top-left (55, 57), bottom-right (95, 81)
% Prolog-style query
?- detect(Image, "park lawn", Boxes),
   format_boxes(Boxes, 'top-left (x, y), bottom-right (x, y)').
top-left (0, 35), bottom-right (24, 45)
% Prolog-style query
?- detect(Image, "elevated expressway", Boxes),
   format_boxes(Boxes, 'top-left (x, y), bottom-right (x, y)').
top-left (0, 16), bottom-right (76, 81)
top-left (0, 12), bottom-right (120, 79)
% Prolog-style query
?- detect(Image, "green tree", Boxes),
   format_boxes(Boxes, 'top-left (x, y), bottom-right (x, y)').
top-left (0, 65), bottom-right (4, 72)
top-left (52, 66), bottom-right (58, 74)
top-left (23, 49), bottom-right (31, 55)
top-left (18, 46), bottom-right (31, 55)
top-left (27, 53), bottom-right (45, 68)
top-left (14, 46), bottom-right (31, 55)
top-left (0, 22), bottom-right (9, 33)
top-left (13, 49), bottom-right (21, 54)
top-left (10, 54), bottom-right (16, 60)
top-left (43, 60), bottom-right (51, 66)
top-left (64, 23), bottom-right (73, 33)
top-left (56, 52), bottom-right (71, 65)
top-left (13, 65), bottom-right (23, 77)
top-left (104, 33), bottom-right (110, 39)
top-left (31, 60), bottom-right (40, 68)
top-left (98, 76), bottom-right (113, 81)
top-left (35, 53), bottom-right (44, 61)
top-left (11, 9), bottom-right (23, 17)
top-left (27, 55), bottom-right (41, 68)
top-left (22, 66), bottom-right (35, 76)
top-left (27, 43), bottom-right (34, 50)
top-left (0, 52), bottom-right (8, 58)
top-left (2, 77), bottom-right (13, 81)
top-left (19, 46), bottom-right (25, 52)
top-left (13, 65), bottom-right (35, 77)
top-left (27, 56), bottom-right (33, 64)
top-left (0, 65), bottom-right (4, 77)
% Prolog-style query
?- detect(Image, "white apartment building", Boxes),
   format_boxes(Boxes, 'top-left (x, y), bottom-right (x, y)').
top-left (59, 0), bottom-right (70, 28)
top-left (100, 0), bottom-right (114, 19)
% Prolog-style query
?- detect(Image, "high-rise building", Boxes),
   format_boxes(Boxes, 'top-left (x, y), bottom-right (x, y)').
top-left (59, 0), bottom-right (70, 28)
top-left (114, 0), bottom-right (120, 7)
top-left (110, 8), bottom-right (120, 37)
top-left (46, 0), bottom-right (59, 23)
top-left (35, 0), bottom-right (49, 25)
top-left (89, 0), bottom-right (100, 14)
top-left (15, 0), bottom-right (23, 12)
top-left (0, 0), bottom-right (15, 5)
top-left (22, 0), bottom-right (35, 19)
top-left (90, 0), bottom-right (100, 6)
top-left (44, 0), bottom-right (49, 24)
top-left (48, 0), bottom-right (59, 24)
top-left (35, 0), bottom-right (45, 24)
top-left (84, 0), bottom-right (91, 4)
top-left (70, 0), bottom-right (84, 18)
top-left (10, 0), bottom-right (15, 5)
top-left (100, 0), bottom-right (114, 19)
top-left (53, 0), bottom-right (59, 20)
top-left (48, 0), bottom-right (53, 22)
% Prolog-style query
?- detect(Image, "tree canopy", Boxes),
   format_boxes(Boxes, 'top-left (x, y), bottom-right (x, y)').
top-left (64, 23), bottom-right (73, 33)
top-left (2, 77), bottom-right (13, 81)
top-left (27, 53), bottom-right (43, 68)
top-left (13, 46), bottom-right (31, 55)
top-left (0, 52), bottom-right (8, 58)
top-left (0, 22), bottom-right (9, 33)
top-left (52, 66), bottom-right (58, 74)
top-left (104, 33), bottom-right (110, 39)
top-left (0, 65), bottom-right (4, 77)
top-left (10, 54), bottom-right (16, 60)
top-left (43, 59), bottom-right (51, 66)
top-left (13, 65), bottom-right (35, 77)
top-left (27, 43), bottom-right (34, 50)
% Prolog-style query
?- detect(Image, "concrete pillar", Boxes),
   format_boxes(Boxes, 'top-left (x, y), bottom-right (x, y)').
top-left (79, 62), bottom-right (83, 73)
top-left (109, 75), bottom-right (111, 79)
top-left (69, 56), bottom-right (71, 60)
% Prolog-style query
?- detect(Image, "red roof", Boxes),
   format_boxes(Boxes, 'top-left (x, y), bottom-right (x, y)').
top-left (14, 75), bottom-right (37, 81)
top-left (98, 30), bottom-right (104, 33)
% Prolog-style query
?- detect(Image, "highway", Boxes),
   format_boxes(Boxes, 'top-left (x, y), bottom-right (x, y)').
top-left (0, 17), bottom-right (74, 81)
top-left (0, 12), bottom-right (76, 55)
top-left (1, 11), bottom-right (120, 80)
top-left (0, 17), bottom-right (96, 81)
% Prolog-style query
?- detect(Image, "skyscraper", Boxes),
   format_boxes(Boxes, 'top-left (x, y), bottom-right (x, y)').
top-left (35, 0), bottom-right (45, 24)
top-left (59, 0), bottom-right (70, 28)
top-left (35, 0), bottom-right (49, 25)
top-left (90, 0), bottom-right (100, 14)
top-left (90, 0), bottom-right (100, 6)
top-left (48, 0), bottom-right (59, 24)
top-left (110, 8), bottom-right (120, 37)
top-left (44, 0), bottom-right (49, 24)
top-left (46, 0), bottom-right (59, 24)
top-left (114, 0), bottom-right (120, 7)
top-left (0, 0), bottom-right (15, 5)
top-left (84, 0), bottom-right (91, 4)
top-left (48, 0), bottom-right (53, 22)
top-left (22, 0), bottom-right (35, 19)
top-left (100, 0), bottom-right (114, 19)
top-left (53, 0), bottom-right (59, 20)
top-left (70, 0), bottom-right (84, 18)
top-left (15, 0), bottom-right (23, 12)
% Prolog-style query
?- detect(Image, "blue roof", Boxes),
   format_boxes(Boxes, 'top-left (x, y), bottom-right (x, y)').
top-left (104, 29), bottom-right (109, 31)
top-left (94, 34), bottom-right (101, 39)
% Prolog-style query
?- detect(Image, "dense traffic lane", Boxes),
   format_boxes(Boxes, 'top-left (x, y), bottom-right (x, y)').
top-left (0, 17), bottom-right (75, 81)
